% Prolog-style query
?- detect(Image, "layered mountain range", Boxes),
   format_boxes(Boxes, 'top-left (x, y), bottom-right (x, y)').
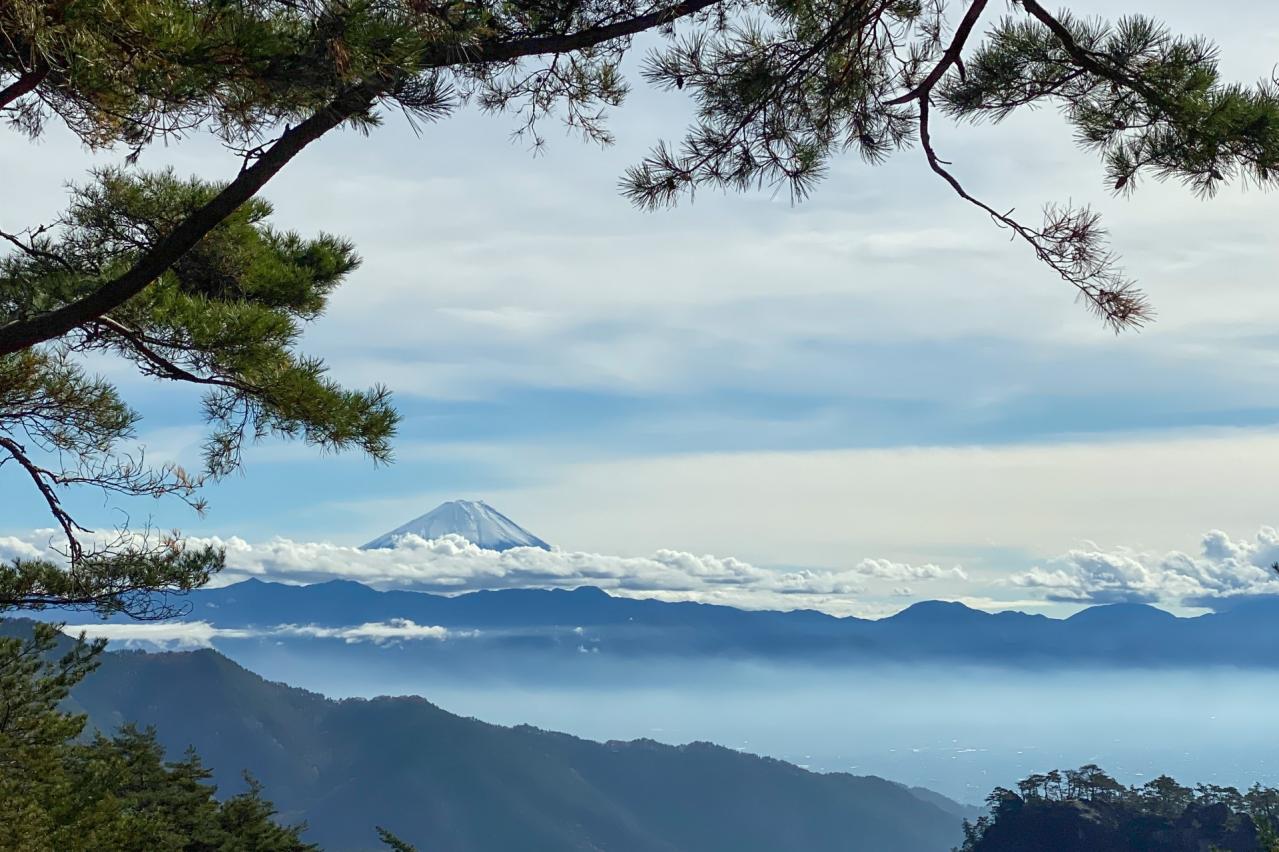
top-left (86, 576), bottom-right (1279, 667)
top-left (3, 620), bottom-right (971, 851)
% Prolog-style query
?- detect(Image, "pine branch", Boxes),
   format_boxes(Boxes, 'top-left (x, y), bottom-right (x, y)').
top-left (0, 82), bottom-right (378, 356)
top-left (0, 0), bottom-right (726, 356)
top-left (1017, 0), bottom-right (1169, 109)
top-left (420, 0), bottom-right (724, 68)
top-left (0, 65), bottom-right (48, 111)
top-left (885, 0), bottom-right (989, 105)
top-left (90, 317), bottom-right (260, 394)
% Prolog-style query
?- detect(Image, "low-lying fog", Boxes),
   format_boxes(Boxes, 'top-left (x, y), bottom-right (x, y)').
top-left (213, 642), bottom-right (1278, 804)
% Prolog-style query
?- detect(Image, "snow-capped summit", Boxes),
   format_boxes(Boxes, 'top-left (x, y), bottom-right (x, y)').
top-left (360, 500), bottom-right (551, 552)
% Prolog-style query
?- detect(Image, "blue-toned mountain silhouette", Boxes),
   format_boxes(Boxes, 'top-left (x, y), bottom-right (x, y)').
top-left (84, 578), bottom-right (1279, 667)
top-left (361, 499), bottom-right (551, 551)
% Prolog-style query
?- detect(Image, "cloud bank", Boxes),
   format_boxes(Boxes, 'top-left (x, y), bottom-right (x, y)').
top-left (182, 525), bottom-right (1279, 611)
top-left (194, 534), bottom-right (969, 612)
top-left (1009, 528), bottom-right (1279, 606)
top-left (4, 530), bottom-right (964, 616)
top-left (15, 525), bottom-right (1279, 615)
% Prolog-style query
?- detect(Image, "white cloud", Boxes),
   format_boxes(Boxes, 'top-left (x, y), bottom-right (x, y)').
top-left (63, 619), bottom-right (465, 649)
top-left (276, 619), bottom-right (462, 644)
top-left (64, 621), bottom-right (256, 649)
top-left (193, 533), bottom-right (972, 613)
top-left (0, 535), bottom-right (44, 561)
top-left (1009, 528), bottom-right (1279, 605)
top-left (852, 559), bottom-right (967, 582)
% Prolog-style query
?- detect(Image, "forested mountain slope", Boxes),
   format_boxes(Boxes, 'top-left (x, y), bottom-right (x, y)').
top-left (2, 621), bottom-right (967, 851)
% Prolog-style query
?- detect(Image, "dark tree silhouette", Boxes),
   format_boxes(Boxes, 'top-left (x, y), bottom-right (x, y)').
top-left (960, 765), bottom-right (1279, 852)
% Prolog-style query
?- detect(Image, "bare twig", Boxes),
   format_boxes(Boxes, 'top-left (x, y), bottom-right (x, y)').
top-left (0, 434), bottom-right (88, 563)
top-left (918, 97), bottom-right (1148, 330)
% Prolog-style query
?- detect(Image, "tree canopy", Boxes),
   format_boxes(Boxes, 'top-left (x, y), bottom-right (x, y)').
top-left (960, 764), bottom-right (1279, 851)
top-left (2, 0), bottom-right (1277, 616)
top-left (0, 622), bottom-right (319, 850)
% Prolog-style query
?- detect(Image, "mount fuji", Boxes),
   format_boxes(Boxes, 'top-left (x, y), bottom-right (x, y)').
top-left (360, 499), bottom-right (552, 551)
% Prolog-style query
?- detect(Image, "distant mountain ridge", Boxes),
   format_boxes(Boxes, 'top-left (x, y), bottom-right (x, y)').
top-left (57, 578), bottom-right (1279, 667)
top-left (361, 499), bottom-right (551, 551)
top-left (2, 620), bottom-right (968, 852)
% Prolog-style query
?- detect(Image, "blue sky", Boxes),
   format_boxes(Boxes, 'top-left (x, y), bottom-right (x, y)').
top-left (5, 0), bottom-right (1279, 616)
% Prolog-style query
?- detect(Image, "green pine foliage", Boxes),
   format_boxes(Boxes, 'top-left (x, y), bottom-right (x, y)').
top-left (374, 828), bottom-right (420, 852)
top-left (0, 0), bottom-right (452, 148)
top-left (0, 623), bottom-right (318, 851)
top-left (940, 12), bottom-right (1279, 197)
top-left (0, 167), bottom-right (396, 617)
